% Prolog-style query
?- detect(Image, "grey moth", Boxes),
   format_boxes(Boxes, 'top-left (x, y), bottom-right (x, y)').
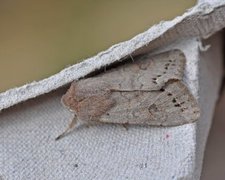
top-left (56, 49), bottom-right (200, 140)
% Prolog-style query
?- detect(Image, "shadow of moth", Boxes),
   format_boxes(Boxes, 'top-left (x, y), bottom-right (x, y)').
top-left (56, 49), bottom-right (200, 140)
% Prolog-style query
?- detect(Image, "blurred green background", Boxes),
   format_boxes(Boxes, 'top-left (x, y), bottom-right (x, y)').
top-left (0, 0), bottom-right (196, 92)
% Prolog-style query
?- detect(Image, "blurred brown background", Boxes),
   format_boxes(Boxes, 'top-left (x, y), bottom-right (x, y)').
top-left (0, 0), bottom-right (196, 92)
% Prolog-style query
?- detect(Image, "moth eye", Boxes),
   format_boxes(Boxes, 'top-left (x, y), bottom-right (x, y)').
top-left (172, 98), bottom-right (176, 103)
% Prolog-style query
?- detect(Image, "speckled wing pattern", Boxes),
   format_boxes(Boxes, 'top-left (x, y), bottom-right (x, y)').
top-left (62, 49), bottom-right (200, 127)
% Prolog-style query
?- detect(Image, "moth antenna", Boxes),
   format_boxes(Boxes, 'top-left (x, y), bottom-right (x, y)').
top-left (130, 54), bottom-right (134, 62)
top-left (55, 116), bottom-right (77, 141)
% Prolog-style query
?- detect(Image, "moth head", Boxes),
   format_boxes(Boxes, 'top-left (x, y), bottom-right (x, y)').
top-left (61, 82), bottom-right (78, 113)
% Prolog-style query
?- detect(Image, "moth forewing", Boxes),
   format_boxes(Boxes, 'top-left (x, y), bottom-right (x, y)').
top-left (99, 81), bottom-right (200, 126)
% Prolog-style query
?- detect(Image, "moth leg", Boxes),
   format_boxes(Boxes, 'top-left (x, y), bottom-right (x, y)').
top-left (55, 116), bottom-right (77, 141)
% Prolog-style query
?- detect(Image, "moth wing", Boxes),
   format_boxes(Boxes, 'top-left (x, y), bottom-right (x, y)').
top-left (149, 81), bottom-right (200, 126)
top-left (99, 81), bottom-right (200, 126)
top-left (98, 49), bottom-right (186, 91)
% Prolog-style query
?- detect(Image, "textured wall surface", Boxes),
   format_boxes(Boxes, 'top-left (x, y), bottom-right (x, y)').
top-left (197, 32), bottom-right (224, 179)
top-left (201, 89), bottom-right (225, 180)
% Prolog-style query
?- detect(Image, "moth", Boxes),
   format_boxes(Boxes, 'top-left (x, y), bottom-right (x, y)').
top-left (56, 49), bottom-right (200, 140)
